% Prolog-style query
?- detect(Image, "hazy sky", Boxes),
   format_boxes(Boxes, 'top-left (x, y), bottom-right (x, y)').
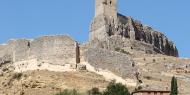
top-left (0, 0), bottom-right (189, 57)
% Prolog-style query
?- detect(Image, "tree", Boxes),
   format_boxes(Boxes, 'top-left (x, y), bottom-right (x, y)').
top-left (170, 76), bottom-right (178, 95)
top-left (103, 80), bottom-right (130, 95)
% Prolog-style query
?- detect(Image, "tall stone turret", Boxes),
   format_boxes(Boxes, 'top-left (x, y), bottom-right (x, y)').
top-left (95, 0), bottom-right (117, 20)
top-left (90, 0), bottom-right (118, 42)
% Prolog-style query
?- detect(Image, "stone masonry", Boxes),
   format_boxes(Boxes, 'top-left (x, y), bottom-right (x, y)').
top-left (83, 48), bottom-right (136, 79)
top-left (90, 0), bottom-right (178, 57)
top-left (30, 35), bottom-right (76, 65)
top-left (0, 35), bottom-right (78, 66)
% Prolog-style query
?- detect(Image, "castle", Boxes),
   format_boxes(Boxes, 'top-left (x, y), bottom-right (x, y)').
top-left (0, 0), bottom-right (179, 87)
top-left (1, 1), bottom-right (190, 95)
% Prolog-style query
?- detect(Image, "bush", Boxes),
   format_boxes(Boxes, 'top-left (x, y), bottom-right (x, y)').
top-left (56, 81), bottom-right (131, 95)
top-left (143, 58), bottom-right (146, 61)
top-left (115, 48), bottom-right (121, 52)
top-left (102, 80), bottom-right (130, 95)
top-left (12, 73), bottom-right (22, 80)
top-left (153, 59), bottom-right (156, 63)
top-left (88, 87), bottom-right (102, 95)
top-left (55, 89), bottom-right (81, 95)
top-left (115, 48), bottom-right (130, 55)
top-left (120, 49), bottom-right (130, 55)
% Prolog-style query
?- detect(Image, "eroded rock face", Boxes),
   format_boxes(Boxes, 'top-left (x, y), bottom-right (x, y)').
top-left (90, 13), bottom-right (178, 57)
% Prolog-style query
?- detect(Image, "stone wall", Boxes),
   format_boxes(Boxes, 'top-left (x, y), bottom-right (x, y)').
top-left (0, 35), bottom-right (77, 66)
top-left (0, 45), bottom-right (7, 58)
top-left (83, 48), bottom-right (137, 79)
top-left (30, 35), bottom-right (76, 65)
top-left (8, 39), bottom-right (30, 62)
top-left (0, 44), bottom-right (11, 64)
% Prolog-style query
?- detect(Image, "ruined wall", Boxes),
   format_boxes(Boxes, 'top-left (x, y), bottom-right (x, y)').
top-left (0, 35), bottom-right (77, 66)
top-left (0, 44), bottom-right (11, 64)
top-left (83, 48), bottom-right (137, 79)
top-left (0, 45), bottom-right (7, 58)
top-left (8, 39), bottom-right (30, 62)
top-left (0, 39), bottom-right (30, 63)
top-left (30, 35), bottom-right (76, 65)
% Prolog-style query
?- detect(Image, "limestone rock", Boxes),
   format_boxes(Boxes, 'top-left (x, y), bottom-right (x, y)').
top-left (90, 3), bottom-right (178, 57)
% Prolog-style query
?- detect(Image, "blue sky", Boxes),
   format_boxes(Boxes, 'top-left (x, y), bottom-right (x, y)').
top-left (0, 0), bottom-right (189, 57)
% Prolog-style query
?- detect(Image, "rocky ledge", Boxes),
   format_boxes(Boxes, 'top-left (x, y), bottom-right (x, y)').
top-left (90, 13), bottom-right (178, 57)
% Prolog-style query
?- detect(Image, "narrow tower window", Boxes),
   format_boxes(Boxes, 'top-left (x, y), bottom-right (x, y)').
top-left (110, 1), bottom-right (112, 5)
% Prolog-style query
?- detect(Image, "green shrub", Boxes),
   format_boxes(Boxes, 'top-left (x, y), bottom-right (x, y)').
top-left (55, 81), bottom-right (131, 95)
top-left (120, 49), bottom-right (130, 55)
top-left (115, 48), bottom-right (130, 55)
top-left (102, 80), bottom-right (130, 95)
top-left (153, 59), bottom-right (156, 63)
top-left (115, 48), bottom-right (121, 52)
top-left (55, 89), bottom-right (81, 95)
top-left (12, 73), bottom-right (22, 80)
top-left (88, 87), bottom-right (102, 95)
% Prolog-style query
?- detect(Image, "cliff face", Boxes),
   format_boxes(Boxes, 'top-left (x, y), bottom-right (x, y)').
top-left (90, 13), bottom-right (178, 57)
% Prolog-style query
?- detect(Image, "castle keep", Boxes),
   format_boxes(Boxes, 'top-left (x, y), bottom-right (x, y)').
top-left (90, 0), bottom-right (178, 57)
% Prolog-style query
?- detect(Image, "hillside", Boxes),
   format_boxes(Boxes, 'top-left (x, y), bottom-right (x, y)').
top-left (0, 0), bottom-right (189, 95)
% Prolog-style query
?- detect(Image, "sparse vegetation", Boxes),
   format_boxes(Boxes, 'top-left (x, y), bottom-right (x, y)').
top-left (115, 48), bottom-right (130, 55)
top-left (102, 80), bottom-right (130, 95)
top-left (88, 87), bottom-right (102, 95)
top-left (115, 47), bottom-right (121, 52)
top-left (55, 81), bottom-right (130, 95)
top-left (12, 72), bottom-right (23, 80)
top-left (55, 89), bottom-right (81, 95)
top-left (153, 59), bottom-right (156, 63)
top-left (144, 76), bottom-right (152, 80)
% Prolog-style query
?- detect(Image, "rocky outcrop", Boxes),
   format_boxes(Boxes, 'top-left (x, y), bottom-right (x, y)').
top-left (90, 13), bottom-right (178, 57)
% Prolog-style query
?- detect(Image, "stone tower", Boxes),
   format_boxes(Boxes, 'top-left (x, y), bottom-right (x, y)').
top-left (90, 0), bottom-right (118, 42)
top-left (95, 0), bottom-right (117, 20)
